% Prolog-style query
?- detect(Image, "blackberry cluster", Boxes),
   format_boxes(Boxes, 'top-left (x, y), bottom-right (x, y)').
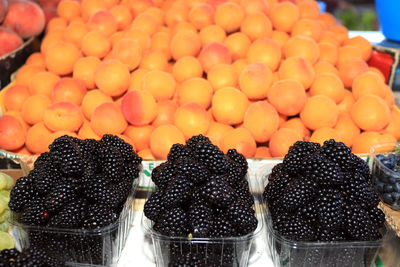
top-left (0, 247), bottom-right (64, 266)
top-left (8, 135), bottom-right (142, 265)
top-left (144, 135), bottom-right (257, 266)
top-left (263, 139), bottom-right (385, 243)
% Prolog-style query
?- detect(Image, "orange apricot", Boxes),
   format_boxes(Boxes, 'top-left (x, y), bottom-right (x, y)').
top-left (267, 79), bottom-right (306, 116)
top-left (90, 102), bottom-right (128, 136)
top-left (300, 95), bottom-right (339, 130)
top-left (239, 63), bottom-right (273, 100)
top-left (243, 101), bottom-right (279, 142)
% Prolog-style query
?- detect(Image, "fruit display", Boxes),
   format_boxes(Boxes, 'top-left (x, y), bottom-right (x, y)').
top-left (0, 172), bottom-right (15, 251)
top-left (8, 134), bottom-right (142, 265)
top-left (0, 0), bottom-right (399, 160)
top-left (263, 139), bottom-right (386, 266)
top-left (0, 247), bottom-right (64, 266)
top-left (0, 0), bottom-right (45, 56)
top-left (371, 142), bottom-right (400, 210)
top-left (144, 134), bottom-right (259, 266)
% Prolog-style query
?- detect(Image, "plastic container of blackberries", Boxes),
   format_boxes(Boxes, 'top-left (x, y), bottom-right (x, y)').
top-left (370, 142), bottom-right (400, 210)
top-left (141, 171), bottom-right (264, 267)
top-left (9, 175), bottom-right (141, 267)
top-left (257, 165), bottom-right (389, 267)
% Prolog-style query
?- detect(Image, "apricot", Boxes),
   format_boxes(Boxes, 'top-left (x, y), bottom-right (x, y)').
top-left (198, 42), bottom-right (232, 72)
top-left (174, 102), bottom-right (210, 139)
top-left (0, 26), bottom-right (23, 56)
top-left (121, 90), bottom-right (158, 126)
top-left (90, 102), bottom-right (128, 136)
top-left (25, 122), bottom-right (53, 154)
top-left (2, 0), bottom-right (45, 38)
top-left (43, 102), bottom-right (84, 132)
top-left (0, 115), bottom-right (26, 150)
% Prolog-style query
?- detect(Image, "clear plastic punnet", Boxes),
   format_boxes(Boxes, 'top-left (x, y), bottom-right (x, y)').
top-left (10, 176), bottom-right (140, 267)
top-left (142, 171), bottom-right (264, 267)
top-left (370, 142), bottom-right (400, 210)
top-left (257, 164), bottom-right (388, 267)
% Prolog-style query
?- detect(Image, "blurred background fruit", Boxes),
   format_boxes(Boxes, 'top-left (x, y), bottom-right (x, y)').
top-left (0, 0), bottom-right (398, 159)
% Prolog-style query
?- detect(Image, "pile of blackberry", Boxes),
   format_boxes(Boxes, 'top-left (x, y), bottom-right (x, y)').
top-left (0, 247), bottom-right (64, 266)
top-left (8, 135), bottom-right (142, 264)
top-left (263, 140), bottom-right (386, 266)
top-left (144, 135), bottom-right (257, 266)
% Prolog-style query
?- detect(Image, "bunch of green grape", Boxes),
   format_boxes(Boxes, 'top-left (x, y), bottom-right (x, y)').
top-left (0, 172), bottom-right (15, 250)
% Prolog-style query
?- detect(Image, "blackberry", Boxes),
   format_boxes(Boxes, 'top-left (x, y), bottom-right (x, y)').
top-left (155, 207), bottom-right (188, 236)
top-left (188, 202), bottom-right (213, 237)
top-left (321, 139), bottom-right (352, 168)
top-left (210, 216), bottom-right (237, 237)
top-left (175, 158), bottom-right (208, 184)
top-left (194, 141), bottom-right (228, 173)
top-left (167, 144), bottom-right (194, 163)
top-left (99, 145), bottom-right (124, 183)
top-left (19, 203), bottom-right (49, 225)
top-left (0, 247), bottom-right (64, 266)
top-left (348, 153), bottom-right (370, 177)
top-left (78, 138), bottom-right (101, 161)
top-left (298, 202), bottom-right (318, 225)
top-left (343, 179), bottom-right (379, 209)
top-left (164, 177), bottom-right (192, 208)
top-left (101, 134), bottom-right (142, 165)
top-left (303, 154), bottom-right (344, 186)
top-left (317, 228), bottom-right (346, 241)
top-left (186, 134), bottom-right (211, 151)
top-left (48, 198), bottom-right (87, 228)
top-left (151, 162), bottom-right (175, 190)
top-left (45, 183), bottom-right (78, 213)
top-left (9, 176), bottom-right (34, 212)
top-left (0, 248), bottom-right (20, 261)
top-left (269, 163), bottom-right (286, 181)
top-left (113, 180), bottom-right (132, 204)
top-left (227, 201), bottom-right (257, 235)
top-left (227, 149), bottom-right (248, 176)
top-left (344, 203), bottom-right (382, 241)
top-left (83, 205), bottom-right (118, 229)
top-left (234, 180), bottom-right (254, 207)
top-left (84, 175), bottom-right (119, 208)
top-left (33, 152), bottom-right (53, 170)
top-left (49, 135), bottom-right (84, 175)
top-left (317, 188), bottom-right (343, 230)
top-left (168, 252), bottom-right (204, 267)
top-left (144, 190), bottom-right (165, 222)
top-left (122, 162), bottom-right (140, 181)
top-left (281, 178), bottom-right (317, 211)
top-left (368, 206), bottom-right (386, 228)
top-left (283, 141), bottom-right (320, 174)
top-left (263, 172), bottom-right (293, 204)
top-left (274, 213), bottom-right (315, 241)
top-left (222, 161), bottom-right (244, 188)
top-left (202, 177), bottom-right (236, 208)
top-left (33, 168), bottom-right (62, 195)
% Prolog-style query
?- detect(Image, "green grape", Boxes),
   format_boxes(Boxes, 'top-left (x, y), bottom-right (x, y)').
top-left (0, 221), bottom-right (10, 232)
top-left (0, 172), bottom-right (14, 191)
top-left (0, 199), bottom-right (6, 215)
top-left (0, 210), bottom-right (10, 224)
top-left (0, 232), bottom-right (15, 250)
top-left (0, 175), bottom-right (7, 191)
top-left (0, 190), bottom-right (10, 204)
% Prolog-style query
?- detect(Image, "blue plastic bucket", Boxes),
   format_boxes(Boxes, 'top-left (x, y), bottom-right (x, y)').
top-left (376, 0), bottom-right (400, 42)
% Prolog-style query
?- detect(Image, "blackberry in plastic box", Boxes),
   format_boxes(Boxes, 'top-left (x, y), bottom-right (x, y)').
top-left (144, 134), bottom-right (258, 266)
top-left (9, 135), bottom-right (142, 265)
top-left (263, 139), bottom-right (386, 267)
